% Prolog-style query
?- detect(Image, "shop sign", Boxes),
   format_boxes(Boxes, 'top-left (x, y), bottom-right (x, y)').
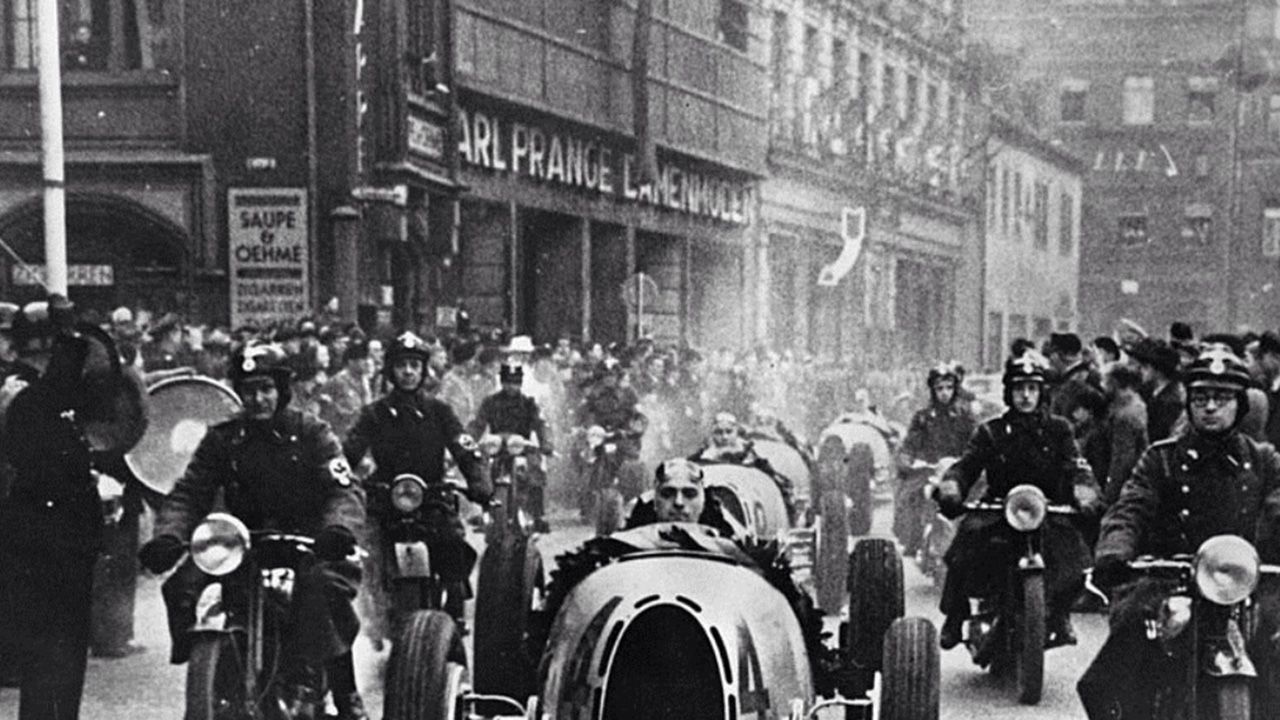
top-left (12, 264), bottom-right (114, 287)
top-left (1091, 144), bottom-right (1180, 177)
top-left (408, 115), bottom-right (445, 160)
top-left (228, 188), bottom-right (309, 328)
top-left (457, 109), bottom-right (753, 226)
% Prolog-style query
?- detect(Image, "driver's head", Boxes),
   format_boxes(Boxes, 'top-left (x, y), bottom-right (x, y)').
top-left (711, 412), bottom-right (740, 447)
top-left (653, 459), bottom-right (706, 523)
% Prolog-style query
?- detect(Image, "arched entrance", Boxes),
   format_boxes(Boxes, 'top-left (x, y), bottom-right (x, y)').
top-left (0, 193), bottom-right (190, 317)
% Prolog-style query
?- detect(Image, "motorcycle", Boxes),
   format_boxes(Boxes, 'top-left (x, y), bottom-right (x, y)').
top-left (478, 432), bottom-right (547, 539)
top-left (180, 512), bottom-right (329, 720)
top-left (908, 457), bottom-right (959, 589)
top-left (580, 417), bottom-right (647, 536)
top-left (957, 484), bottom-right (1075, 705)
top-left (1103, 534), bottom-right (1280, 719)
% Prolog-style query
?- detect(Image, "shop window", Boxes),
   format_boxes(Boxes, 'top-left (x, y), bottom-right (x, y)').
top-left (1183, 204), bottom-right (1212, 244)
top-left (1122, 76), bottom-right (1154, 125)
top-left (1187, 76), bottom-right (1217, 124)
top-left (1060, 79), bottom-right (1087, 122)
top-left (1059, 192), bottom-right (1074, 256)
top-left (1118, 213), bottom-right (1149, 247)
top-left (718, 0), bottom-right (748, 52)
top-left (6, 0), bottom-right (153, 71)
top-left (1269, 94), bottom-right (1280, 143)
top-left (1264, 207), bottom-right (1280, 258)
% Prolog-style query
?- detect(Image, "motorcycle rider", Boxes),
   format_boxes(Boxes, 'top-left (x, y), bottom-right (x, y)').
top-left (894, 362), bottom-right (977, 557)
top-left (934, 350), bottom-right (1102, 650)
top-left (578, 358), bottom-right (647, 500)
top-left (342, 332), bottom-right (491, 626)
top-left (1078, 345), bottom-right (1280, 719)
top-left (469, 361), bottom-right (553, 532)
top-left (139, 342), bottom-right (368, 719)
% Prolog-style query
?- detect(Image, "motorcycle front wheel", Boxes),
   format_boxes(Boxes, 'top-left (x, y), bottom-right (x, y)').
top-left (185, 633), bottom-right (246, 720)
top-left (1208, 677), bottom-right (1252, 720)
top-left (1015, 572), bottom-right (1045, 705)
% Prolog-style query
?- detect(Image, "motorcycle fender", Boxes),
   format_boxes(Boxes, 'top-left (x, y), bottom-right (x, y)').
top-left (1017, 553), bottom-right (1045, 572)
top-left (1204, 617), bottom-right (1258, 678)
top-left (193, 583), bottom-right (229, 633)
top-left (394, 541), bottom-right (432, 579)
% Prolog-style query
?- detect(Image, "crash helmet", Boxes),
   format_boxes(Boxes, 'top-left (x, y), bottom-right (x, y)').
top-left (926, 361), bottom-right (961, 389)
top-left (594, 357), bottom-right (624, 381)
top-left (228, 342), bottom-right (294, 409)
top-left (499, 361), bottom-right (524, 385)
top-left (1183, 345), bottom-right (1251, 429)
top-left (385, 331), bottom-right (431, 367)
top-left (1002, 350), bottom-right (1050, 409)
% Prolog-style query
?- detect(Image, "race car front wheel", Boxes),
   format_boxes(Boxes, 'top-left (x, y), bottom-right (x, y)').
top-left (384, 610), bottom-right (467, 720)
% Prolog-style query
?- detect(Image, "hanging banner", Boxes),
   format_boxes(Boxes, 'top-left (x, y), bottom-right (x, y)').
top-left (228, 188), bottom-right (309, 328)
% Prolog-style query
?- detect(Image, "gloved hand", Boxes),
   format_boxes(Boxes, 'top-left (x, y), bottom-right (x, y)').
top-left (1092, 553), bottom-right (1131, 589)
top-left (315, 525), bottom-right (357, 562)
top-left (1073, 484), bottom-right (1105, 517)
top-left (934, 479), bottom-right (964, 518)
top-left (139, 534), bottom-right (186, 575)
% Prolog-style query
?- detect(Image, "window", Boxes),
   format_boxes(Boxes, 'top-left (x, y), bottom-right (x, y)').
top-left (1183, 204), bottom-right (1212, 244)
top-left (1118, 213), bottom-right (1149, 246)
top-left (7, 0), bottom-right (164, 72)
top-left (926, 84), bottom-right (939, 126)
top-left (1123, 76), bottom-right (1155, 125)
top-left (803, 25), bottom-right (818, 76)
top-left (718, 0), bottom-right (749, 52)
top-left (987, 165), bottom-right (997, 228)
top-left (1033, 181), bottom-right (1050, 249)
top-left (1033, 317), bottom-right (1053, 343)
top-left (1265, 207), bottom-right (1280, 258)
top-left (857, 51), bottom-right (871, 100)
top-left (769, 11), bottom-right (789, 137)
top-left (1014, 171), bottom-right (1024, 239)
top-left (1269, 94), bottom-right (1280, 143)
top-left (906, 73), bottom-right (919, 122)
top-left (1060, 79), bottom-right (1087, 122)
top-left (1059, 192), bottom-right (1075, 256)
top-left (832, 39), bottom-right (848, 94)
top-left (1001, 166), bottom-right (1010, 235)
top-left (1195, 154), bottom-right (1211, 178)
top-left (407, 0), bottom-right (445, 94)
top-left (986, 311), bottom-right (1004, 371)
top-left (1187, 76), bottom-right (1217, 123)
top-left (883, 64), bottom-right (897, 116)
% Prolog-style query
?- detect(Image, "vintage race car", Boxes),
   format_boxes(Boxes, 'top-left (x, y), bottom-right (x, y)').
top-left (747, 436), bottom-right (814, 514)
top-left (442, 523), bottom-right (938, 720)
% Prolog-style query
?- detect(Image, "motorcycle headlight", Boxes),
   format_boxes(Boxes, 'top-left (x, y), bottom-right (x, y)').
top-left (506, 435), bottom-right (528, 454)
top-left (190, 513), bottom-right (250, 577)
top-left (391, 474), bottom-right (427, 513)
top-left (1194, 535), bottom-right (1260, 605)
top-left (1004, 484), bottom-right (1048, 532)
top-left (479, 434), bottom-right (503, 456)
top-left (586, 425), bottom-right (606, 449)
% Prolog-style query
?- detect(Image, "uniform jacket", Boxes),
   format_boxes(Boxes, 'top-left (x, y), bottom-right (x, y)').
top-left (154, 407), bottom-right (363, 541)
top-left (469, 390), bottom-right (553, 451)
top-left (1097, 430), bottom-right (1280, 564)
top-left (901, 400), bottom-right (977, 465)
top-left (943, 407), bottom-right (1099, 505)
top-left (343, 388), bottom-right (488, 500)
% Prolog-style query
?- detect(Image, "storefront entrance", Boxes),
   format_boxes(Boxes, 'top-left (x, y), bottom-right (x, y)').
top-left (519, 209), bottom-right (582, 343)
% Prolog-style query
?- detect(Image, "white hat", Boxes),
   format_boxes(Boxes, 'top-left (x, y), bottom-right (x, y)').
top-left (111, 306), bottom-right (134, 324)
top-left (504, 335), bottom-right (536, 354)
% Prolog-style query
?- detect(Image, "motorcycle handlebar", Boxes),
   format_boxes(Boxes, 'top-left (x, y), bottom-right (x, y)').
top-left (964, 501), bottom-right (1077, 515)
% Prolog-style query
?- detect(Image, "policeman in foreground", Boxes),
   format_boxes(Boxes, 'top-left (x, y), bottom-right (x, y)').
top-left (139, 343), bottom-right (367, 719)
top-left (343, 332), bottom-right (491, 625)
top-left (935, 351), bottom-right (1102, 649)
top-left (0, 296), bottom-right (115, 720)
top-left (1078, 346), bottom-right (1280, 718)
top-left (469, 361), bottom-right (554, 532)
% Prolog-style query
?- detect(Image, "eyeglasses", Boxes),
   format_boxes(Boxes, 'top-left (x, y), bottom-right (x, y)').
top-left (712, 428), bottom-right (737, 436)
top-left (1188, 389), bottom-right (1237, 407)
top-left (657, 486), bottom-right (701, 501)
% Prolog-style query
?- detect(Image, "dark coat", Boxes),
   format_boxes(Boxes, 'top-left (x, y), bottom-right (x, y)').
top-left (470, 390), bottom-right (553, 451)
top-left (901, 400), bottom-right (977, 464)
top-left (1103, 393), bottom-right (1149, 504)
top-left (1146, 380), bottom-right (1185, 443)
top-left (579, 385), bottom-right (641, 431)
top-left (154, 407), bottom-right (364, 541)
top-left (344, 388), bottom-right (488, 501)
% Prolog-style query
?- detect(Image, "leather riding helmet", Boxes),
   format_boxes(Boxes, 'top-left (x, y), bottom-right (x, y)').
top-left (228, 342), bottom-right (294, 409)
top-left (927, 361), bottom-right (960, 389)
top-left (1001, 350), bottom-right (1050, 408)
top-left (1183, 344), bottom-right (1251, 429)
top-left (499, 361), bottom-right (524, 385)
top-left (384, 331), bottom-right (431, 388)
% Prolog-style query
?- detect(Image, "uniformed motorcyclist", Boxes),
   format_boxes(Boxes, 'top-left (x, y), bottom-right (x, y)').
top-left (469, 362), bottom-right (554, 532)
top-left (0, 296), bottom-right (119, 720)
top-left (934, 351), bottom-right (1102, 650)
top-left (138, 342), bottom-right (368, 719)
top-left (577, 358), bottom-right (647, 500)
top-left (342, 332), bottom-right (491, 625)
top-left (1077, 346), bottom-right (1280, 719)
top-left (894, 362), bottom-right (977, 557)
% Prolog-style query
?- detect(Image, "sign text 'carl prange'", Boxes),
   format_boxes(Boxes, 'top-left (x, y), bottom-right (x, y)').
top-left (228, 188), bottom-right (310, 328)
top-left (458, 109), bottom-right (753, 226)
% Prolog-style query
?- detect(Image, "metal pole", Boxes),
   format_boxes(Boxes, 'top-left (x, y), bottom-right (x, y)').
top-left (37, 0), bottom-right (67, 296)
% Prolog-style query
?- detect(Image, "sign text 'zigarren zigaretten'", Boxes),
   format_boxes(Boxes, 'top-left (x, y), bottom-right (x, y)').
top-left (458, 109), bottom-right (752, 226)
top-left (228, 188), bottom-right (309, 328)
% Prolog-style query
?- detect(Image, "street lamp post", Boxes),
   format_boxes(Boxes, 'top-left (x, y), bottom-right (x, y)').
top-left (37, 0), bottom-right (68, 296)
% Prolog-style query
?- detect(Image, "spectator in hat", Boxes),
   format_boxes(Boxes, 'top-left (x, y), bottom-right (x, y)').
top-left (1127, 337), bottom-right (1184, 442)
top-left (1252, 331), bottom-right (1280, 448)
top-left (1170, 321), bottom-right (1198, 370)
top-left (321, 339), bottom-right (375, 438)
top-left (1047, 332), bottom-right (1102, 420)
top-left (1091, 336), bottom-right (1121, 367)
top-left (142, 313), bottom-right (189, 371)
